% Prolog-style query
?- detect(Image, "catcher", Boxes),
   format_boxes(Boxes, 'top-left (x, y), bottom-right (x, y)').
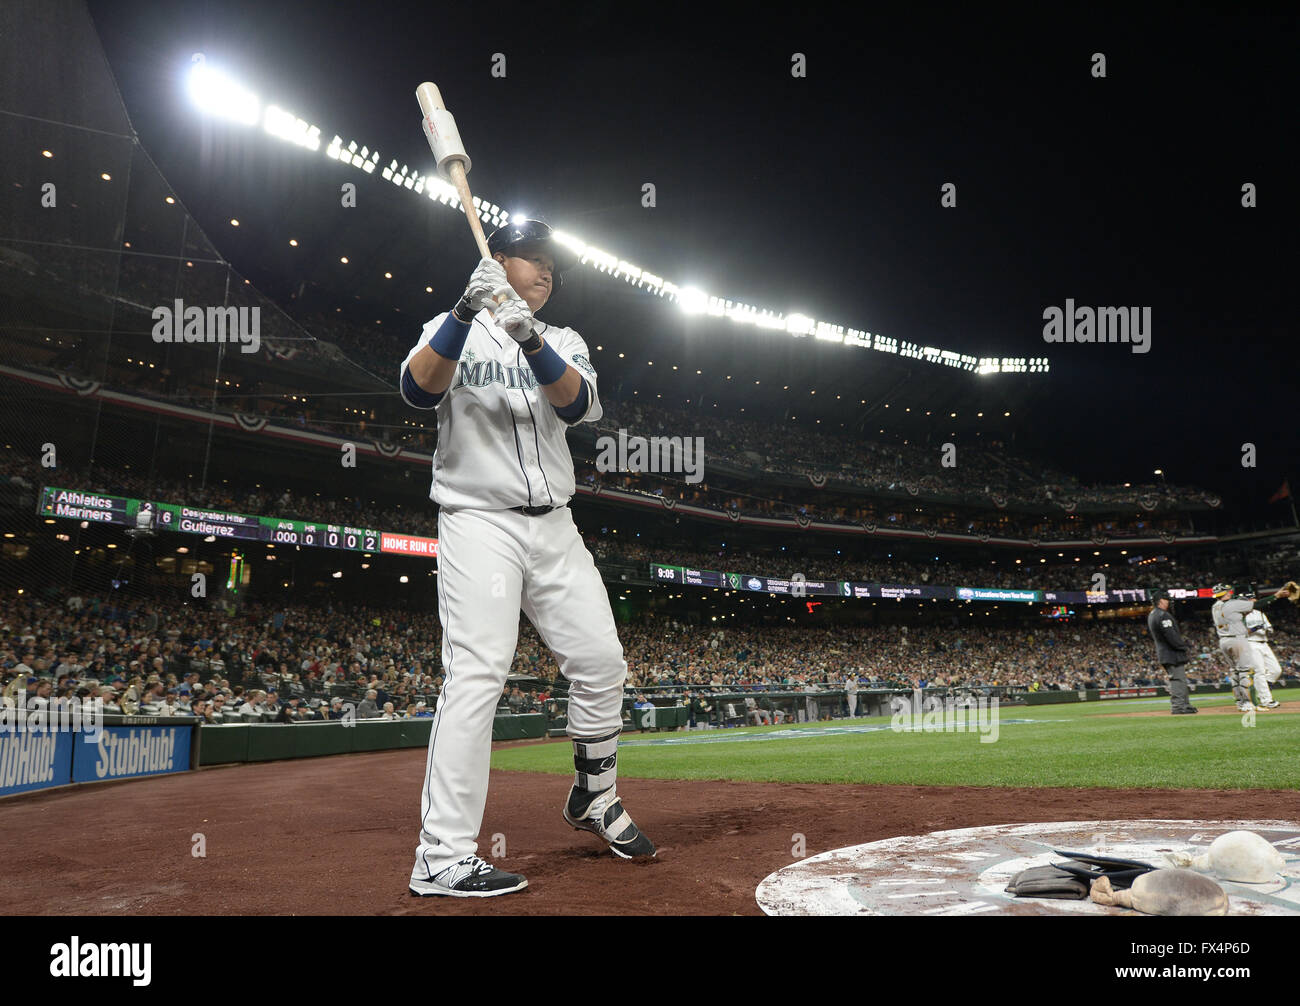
top-left (1211, 581), bottom-right (1298, 712)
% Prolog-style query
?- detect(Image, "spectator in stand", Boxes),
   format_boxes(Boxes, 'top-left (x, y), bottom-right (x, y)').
top-left (157, 689), bottom-right (182, 717)
top-left (239, 690), bottom-right (267, 721)
top-left (356, 690), bottom-right (380, 719)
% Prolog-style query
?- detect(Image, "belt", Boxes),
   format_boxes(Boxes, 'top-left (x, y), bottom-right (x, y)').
top-left (509, 502), bottom-right (568, 516)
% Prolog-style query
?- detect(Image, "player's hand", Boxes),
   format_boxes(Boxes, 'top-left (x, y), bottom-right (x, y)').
top-left (458, 258), bottom-right (509, 316)
top-left (491, 288), bottom-right (538, 344)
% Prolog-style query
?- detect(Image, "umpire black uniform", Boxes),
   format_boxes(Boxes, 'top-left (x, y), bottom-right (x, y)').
top-left (1147, 591), bottom-right (1197, 714)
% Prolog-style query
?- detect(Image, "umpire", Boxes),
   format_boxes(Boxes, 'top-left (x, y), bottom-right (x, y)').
top-left (1147, 590), bottom-right (1198, 714)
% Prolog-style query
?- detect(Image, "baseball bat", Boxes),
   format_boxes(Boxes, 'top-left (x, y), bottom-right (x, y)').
top-left (415, 81), bottom-right (492, 260)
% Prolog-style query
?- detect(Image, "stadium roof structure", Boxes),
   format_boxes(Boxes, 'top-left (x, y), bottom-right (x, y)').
top-left (13, 4), bottom-right (1048, 443)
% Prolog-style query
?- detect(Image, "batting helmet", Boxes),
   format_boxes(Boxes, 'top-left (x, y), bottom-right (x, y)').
top-left (486, 219), bottom-right (579, 296)
top-left (1211, 583), bottom-right (1236, 600)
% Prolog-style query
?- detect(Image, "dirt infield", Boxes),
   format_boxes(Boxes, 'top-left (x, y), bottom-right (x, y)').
top-left (1, 747), bottom-right (1295, 916)
top-left (1099, 700), bottom-right (1300, 718)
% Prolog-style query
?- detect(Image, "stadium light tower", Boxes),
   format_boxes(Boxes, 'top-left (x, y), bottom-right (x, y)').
top-left (187, 62), bottom-right (260, 125)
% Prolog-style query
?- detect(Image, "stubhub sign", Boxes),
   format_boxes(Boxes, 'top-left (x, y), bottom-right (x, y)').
top-left (0, 731), bottom-right (73, 796)
top-left (72, 726), bottom-right (191, 783)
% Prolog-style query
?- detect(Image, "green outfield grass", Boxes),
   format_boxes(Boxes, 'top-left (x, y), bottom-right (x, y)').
top-left (490, 693), bottom-right (1300, 790)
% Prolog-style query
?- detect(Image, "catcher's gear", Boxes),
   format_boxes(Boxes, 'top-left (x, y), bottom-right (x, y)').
top-left (1280, 580), bottom-right (1300, 603)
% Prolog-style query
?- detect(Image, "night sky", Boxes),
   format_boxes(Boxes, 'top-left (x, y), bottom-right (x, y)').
top-left (84, 2), bottom-right (1298, 515)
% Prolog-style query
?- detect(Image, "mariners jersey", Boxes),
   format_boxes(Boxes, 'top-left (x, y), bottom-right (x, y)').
top-left (1211, 598), bottom-right (1255, 638)
top-left (1245, 609), bottom-right (1272, 641)
top-left (399, 308), bottom-right (601, 510)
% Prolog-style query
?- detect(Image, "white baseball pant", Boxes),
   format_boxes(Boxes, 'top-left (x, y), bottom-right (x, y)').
top-left (1250, 641), bottom-right (1282, 705)
top-left (1219, 637), bottom-right (1256, 706)
top-left (412, 505), bottom-right (627, 882)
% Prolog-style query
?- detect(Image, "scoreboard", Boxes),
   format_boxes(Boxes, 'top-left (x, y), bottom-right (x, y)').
top-left (39, 487), bottom-right (438, 559)
top-left (649, 563), bottom-right (1154, 605)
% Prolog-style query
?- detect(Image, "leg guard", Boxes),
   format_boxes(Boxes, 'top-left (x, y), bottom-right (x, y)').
top-left (571, 729), bottom-right (619, 794)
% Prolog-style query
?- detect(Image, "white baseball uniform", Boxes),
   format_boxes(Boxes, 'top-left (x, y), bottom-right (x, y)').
top-left (1245, 609), bottom-right (1282, 705)
top-left (1212, 597), bottom-right (1261, 706)
top-left (400, 308), bottom-right (628, 882)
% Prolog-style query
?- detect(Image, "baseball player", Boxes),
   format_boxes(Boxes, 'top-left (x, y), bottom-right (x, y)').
top-left (400, 220), bottom-right (655, 899)
top-left (1211, 583), bottom-right (1290, 712)
top-left (844, 672), bottom-right (859, 718)
top-left (1244, 607), bottom-right (1283, 709)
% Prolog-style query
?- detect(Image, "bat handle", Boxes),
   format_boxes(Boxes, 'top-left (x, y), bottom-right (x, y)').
top-left (445, 159), bottom-right (492, 259)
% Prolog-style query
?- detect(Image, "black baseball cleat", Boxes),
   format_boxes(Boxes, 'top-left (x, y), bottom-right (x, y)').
top-left (1172, 707), bottom-right (1199, 714)
top-left (564, 784), bottom-right (656, 859)
top-left (409, 855), bottom-right (528, 898)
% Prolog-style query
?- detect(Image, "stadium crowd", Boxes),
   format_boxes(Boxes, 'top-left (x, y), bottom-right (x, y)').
top-left (4, 433), bottom-right (1194, 549)
top-left (572, 461), bottom-right (1189, 541)
top-left (5, 586), bottom-right (1294, 724)
top-left (8, 305), bottom-right (1216, 520)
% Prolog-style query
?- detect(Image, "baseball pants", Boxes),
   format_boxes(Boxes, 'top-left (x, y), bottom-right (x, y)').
top-left (1251, 641), bottom-right (1282, 705)
top-left (412, 505), bottom-right (627, 882)
top-left (1161, 662), bottom-right (1193, 713)
top-left (847, 693), bottom-right (858, 717)
top-left (1219, 637), bottom-right (1257, 706)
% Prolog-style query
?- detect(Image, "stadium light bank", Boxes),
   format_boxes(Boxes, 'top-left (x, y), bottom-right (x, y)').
top-left (183, 61), bottom-right (1048, 378)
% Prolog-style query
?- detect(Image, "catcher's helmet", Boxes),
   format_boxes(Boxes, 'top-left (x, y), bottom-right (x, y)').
top-left (1211, 583), bottom-right (1236, 599)
top-left (486, 219), bottom-right (579, 296)
top-left (1238, 583), bottom-right (1257, 599)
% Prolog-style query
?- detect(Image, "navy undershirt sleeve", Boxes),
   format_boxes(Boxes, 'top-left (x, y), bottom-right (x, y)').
top-left (554, 379), bottom-right (590, 421)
